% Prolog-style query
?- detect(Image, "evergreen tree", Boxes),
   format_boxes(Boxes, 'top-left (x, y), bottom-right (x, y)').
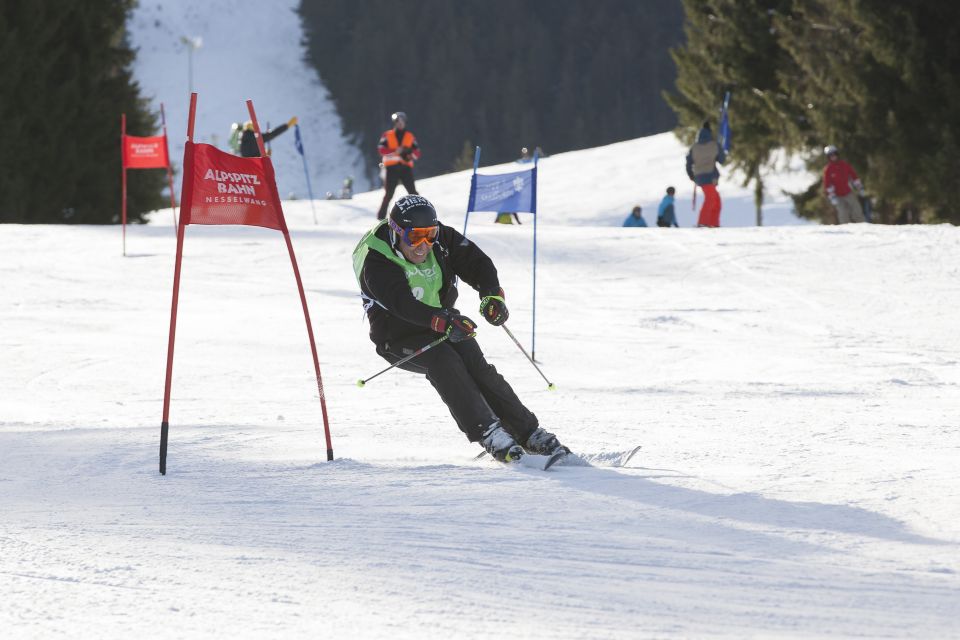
top-left (667, 0), bottom-right (797, 225)
top-left (774, 1), bottom-right (960, 223)
top-left (670, 1), bottom-right (960, 224)
top-left (0, 0), bottom-right (165, 224)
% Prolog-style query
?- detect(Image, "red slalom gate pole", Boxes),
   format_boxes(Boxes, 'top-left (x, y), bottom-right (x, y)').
top-left (121, 114), bottom-right (127, 256)
top-left (246, 99), bottom-right (268, 158)
top-left (159, 92), bottom-right (197, 475)
top-left (161, 103), bottom-right (178, 231)
top-left (247, 98), bottom-right (334, 461)
top-left (282, 229), bottom-right (334, 460)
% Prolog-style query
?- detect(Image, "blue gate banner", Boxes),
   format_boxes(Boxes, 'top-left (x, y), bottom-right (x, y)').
top-left (468, 169), bottom-right (535, 214)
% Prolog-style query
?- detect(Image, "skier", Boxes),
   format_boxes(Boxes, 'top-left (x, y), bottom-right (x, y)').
top-left (623, 205), bottom-right (648, 227)
top-left (375, 111), bottom-right (421, 219)
top-left (685, 121), bottom-right (726, 227)
top-left (822, 145), bottom-right (866, 224)
top-left (352, 194), bottom-right (569, 462)
top-left (237, 116), bottom-right (297, 158)
top-left (657, 186), bottom-right (679, 227)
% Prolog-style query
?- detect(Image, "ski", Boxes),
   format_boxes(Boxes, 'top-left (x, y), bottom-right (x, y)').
top-left (473, 449), bottom-right (566, 471)
top-left (527, 450), bottom-right (567, 471)
top-left (473, 445), bottom-right (641, 469)
top-left (554, 445), bottom-right (643, 468)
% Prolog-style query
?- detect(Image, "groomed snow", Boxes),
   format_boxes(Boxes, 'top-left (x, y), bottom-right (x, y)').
top-left (2, 135), bottom-right (959, 638)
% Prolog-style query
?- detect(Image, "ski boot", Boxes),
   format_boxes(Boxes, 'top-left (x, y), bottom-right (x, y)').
top-left (524, 427), bottom-right (571, 456)
top-left (480, 422), bottom-right (524, 463)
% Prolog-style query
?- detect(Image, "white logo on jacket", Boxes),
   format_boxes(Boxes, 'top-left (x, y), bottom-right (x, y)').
top-left (406, 265), bottom-right (436, 278)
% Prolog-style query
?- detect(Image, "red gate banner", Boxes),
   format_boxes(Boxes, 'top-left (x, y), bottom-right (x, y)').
top-left (159, 93), bottom-right (334, 475)
top-left (123, 135), bottom-right (169, 169)
top-left (182, 143), bottom-right (284, 230)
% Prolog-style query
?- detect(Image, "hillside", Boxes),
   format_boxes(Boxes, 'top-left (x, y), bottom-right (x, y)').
top-left (2, 129), bottom-right (959, 636)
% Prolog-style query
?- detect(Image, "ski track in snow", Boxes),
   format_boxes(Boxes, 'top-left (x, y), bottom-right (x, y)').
top-left (3, 143), bottom-right (960, 637)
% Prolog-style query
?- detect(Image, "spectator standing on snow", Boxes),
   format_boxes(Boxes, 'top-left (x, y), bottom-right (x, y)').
top-left (623, 205), bottom-right (648, 227)
top-left (685, 121), bottom-right (726, 227)
top-left (822, 145), bottom-right (866, 224)
top-left (352, 194), bottom-right (570, 463)
top-left (376, 111), bottom-right (421, 220)
top-left (657, 186), bottom-right (679, 227)
top-left (237, 116), bottom-right (297, 158)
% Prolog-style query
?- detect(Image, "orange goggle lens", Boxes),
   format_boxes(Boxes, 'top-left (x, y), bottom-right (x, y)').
top-left (397, 225), bottom-right (438, 247)
top-left (389, 218), bottom-right (439, 247)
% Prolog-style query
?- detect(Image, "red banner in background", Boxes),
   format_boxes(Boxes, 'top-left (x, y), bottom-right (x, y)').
top-left (182, 143), bottom-right (284, 230)
top-left (123, 135), bottom-right (169, 169)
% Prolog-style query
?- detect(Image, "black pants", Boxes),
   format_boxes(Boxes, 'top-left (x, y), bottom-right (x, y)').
top-left (378, 334), bottom-right (538, 444)
top-left (377, 165), bottom-right (418, 219)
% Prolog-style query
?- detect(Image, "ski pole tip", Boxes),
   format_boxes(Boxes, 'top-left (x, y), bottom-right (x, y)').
top-left (548, 383), bottom-right (557, 391)
top-left (356, 379), bottom-right (365, 388)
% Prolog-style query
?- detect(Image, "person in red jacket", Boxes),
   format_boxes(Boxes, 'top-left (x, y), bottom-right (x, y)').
top-left (822, 145), bottom-right (866, 224)
top-left (376, 111), bottom-right (421, 219)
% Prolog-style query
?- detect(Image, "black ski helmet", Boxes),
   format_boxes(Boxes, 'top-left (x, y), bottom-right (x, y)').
top-left (389, 195), bottom-right (437, 229)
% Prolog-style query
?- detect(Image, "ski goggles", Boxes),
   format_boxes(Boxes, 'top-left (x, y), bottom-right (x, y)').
top-left (389, 219), bottom-right (439, 247)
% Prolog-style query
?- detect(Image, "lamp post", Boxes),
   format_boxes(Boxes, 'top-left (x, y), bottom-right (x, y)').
top-left (179, 36), bottom-right (202, 94)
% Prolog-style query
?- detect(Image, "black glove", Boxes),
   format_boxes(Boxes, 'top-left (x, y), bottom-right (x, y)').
top-left (430, 311), bottom-right (477, 343)
top-left (479, 288), bottom-right (508, 326)
top-left (400, 146), bottom-right (412, 160)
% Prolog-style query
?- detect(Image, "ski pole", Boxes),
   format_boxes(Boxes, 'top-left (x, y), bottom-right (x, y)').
top-left (356, 335), bottom-right (448, 387)
top-left (501, 324), bottom-right (556, 390)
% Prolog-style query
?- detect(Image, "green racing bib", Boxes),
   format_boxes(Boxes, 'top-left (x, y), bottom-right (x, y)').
top-left (352, 220), bottom-right (443, 308)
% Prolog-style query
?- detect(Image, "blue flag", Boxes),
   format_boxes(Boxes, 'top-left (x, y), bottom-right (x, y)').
top-left (294, 124), bottom-right (304, 155)
top-left (468, 169), bottom-right (535, 214)
top-left (719, 92), bottom-right (731, 154)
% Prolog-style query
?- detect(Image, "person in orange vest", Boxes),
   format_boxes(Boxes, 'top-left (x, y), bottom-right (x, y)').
top-left (376, 111), bottom-right (421, 219)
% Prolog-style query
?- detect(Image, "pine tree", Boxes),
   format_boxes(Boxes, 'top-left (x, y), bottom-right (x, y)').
top-left (667, 0), bottom-right (797, 225)
top-left (774, 1), bottom-right (960, 223)
top-left (669, 1), bottom-right (960, 224)
top-left (0, 0), bottom-right (165, 224)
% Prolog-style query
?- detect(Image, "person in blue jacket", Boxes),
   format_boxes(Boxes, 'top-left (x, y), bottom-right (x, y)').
top-left (623, 205), bottom-right (648, 227)
top-left (657, 186), bottom-right (679, 227)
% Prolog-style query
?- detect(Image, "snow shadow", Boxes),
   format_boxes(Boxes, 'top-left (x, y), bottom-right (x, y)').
top-left (553, 465), bottom-right (945, 546)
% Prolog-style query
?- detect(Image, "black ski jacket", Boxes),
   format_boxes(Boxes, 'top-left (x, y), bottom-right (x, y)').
top-left (359, 222), bottom-right (501, 347)
top-left (239, 123), bottom-right (290, 158)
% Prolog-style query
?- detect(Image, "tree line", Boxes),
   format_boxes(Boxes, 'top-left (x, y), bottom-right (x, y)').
top-left (298, 0), bottom-right (684, 181)
top-left (0, 0), bottom-right (165, 224)
top-left (668, 0), bottom-right (960, 224)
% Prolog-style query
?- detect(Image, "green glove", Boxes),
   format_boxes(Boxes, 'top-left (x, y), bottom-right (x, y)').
top-left (480, 289), bottom-right (508, 326)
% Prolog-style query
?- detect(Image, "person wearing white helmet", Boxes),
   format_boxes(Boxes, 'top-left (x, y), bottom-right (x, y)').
top-left (822, 145), bottom-right (866, 224)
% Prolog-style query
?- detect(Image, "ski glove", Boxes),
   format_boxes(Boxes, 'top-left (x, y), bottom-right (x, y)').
top-left (479, 288), bottom-right (509, 326)
top-left (431, 311), bottom-right (477, 343)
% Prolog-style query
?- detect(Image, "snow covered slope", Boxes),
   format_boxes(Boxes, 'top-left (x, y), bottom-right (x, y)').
top-left (127, 0), bottom-right (366, 199)
top-left (2, 137), bottom-right (959, 639)
top-left (402, 132), bottom-right (815, 228)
